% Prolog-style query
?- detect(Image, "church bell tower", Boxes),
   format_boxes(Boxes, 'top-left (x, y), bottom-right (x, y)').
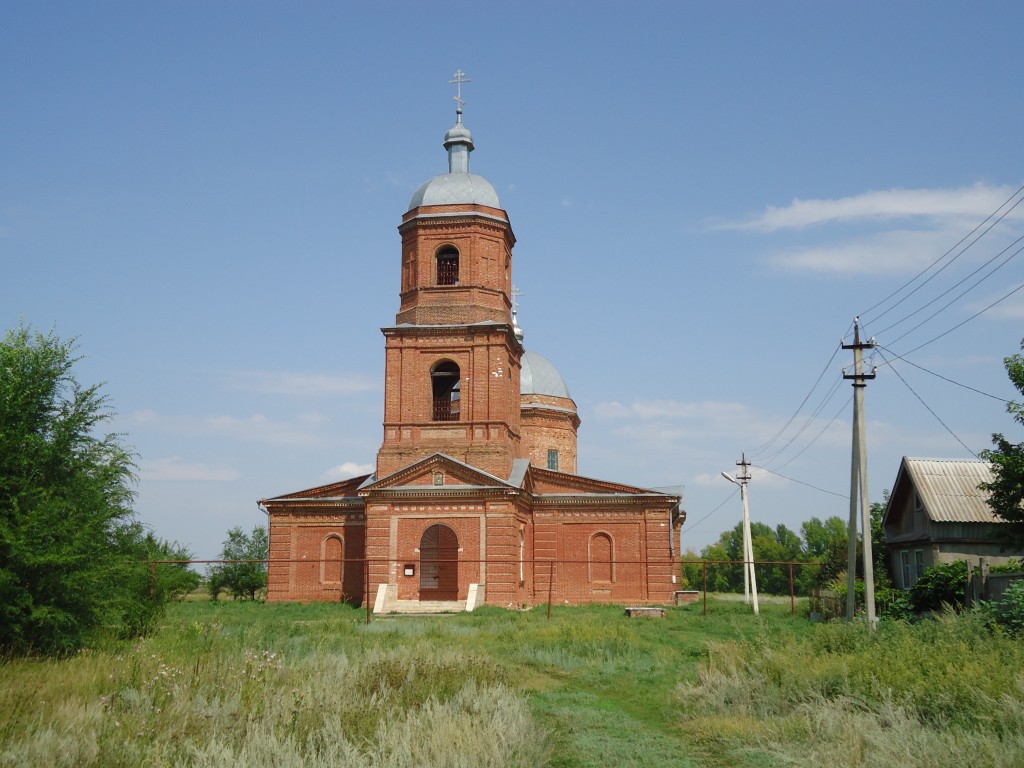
top-left (376, 72), bottom-right (522, 479)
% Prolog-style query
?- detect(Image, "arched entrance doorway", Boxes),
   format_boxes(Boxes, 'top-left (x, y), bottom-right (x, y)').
top-left (419, 524), bottom-right (458, 601)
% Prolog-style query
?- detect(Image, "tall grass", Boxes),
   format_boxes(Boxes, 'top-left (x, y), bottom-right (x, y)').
top-left (3, 599), bottom-right (1022, 766)
top-left (675, 610), bottom-right (1024, 767)
top-left (0, 602), bottom-right (547, 767)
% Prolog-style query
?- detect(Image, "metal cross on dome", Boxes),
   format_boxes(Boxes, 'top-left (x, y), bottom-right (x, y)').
top-left (450, 69), bottom-right (470, 117)
top-left (511, 285), bottom-right (524, 315)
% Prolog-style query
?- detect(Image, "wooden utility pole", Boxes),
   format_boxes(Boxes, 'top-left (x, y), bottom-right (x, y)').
top-left (843, 318), bottom-right (877, 625)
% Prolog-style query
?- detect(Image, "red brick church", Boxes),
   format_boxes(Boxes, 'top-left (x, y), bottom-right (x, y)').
top-left (261, 78), bottom-right (683, 609)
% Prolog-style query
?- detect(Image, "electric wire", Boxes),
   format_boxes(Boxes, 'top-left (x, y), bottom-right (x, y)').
top-left (756, 374), bottom-right (846, 469)
top-left (858, 182), bottom-right (1024, 325)
top-left (752, 464), bottom-right (849, 499)
top-left (769, 392), bottom-right (853, 473)
top-left (894, 280), bottom-right (1024, 358)
top-left (875, 345), bottom-right (1010, 403)
top-left (875, 233), bottom-right (1024, 342)
top-left (874, 347), bottom-right (979, 458)
top-left (747, 342), bottom-right (843, 459)
top-left (680, 488), bottom-right (738, 535)
top-left (726, 187), bottom-right (1024, 529)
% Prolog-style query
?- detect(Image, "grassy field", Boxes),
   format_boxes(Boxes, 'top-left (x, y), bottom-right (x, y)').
top-left (2, 598), bottom-right (1023, 767)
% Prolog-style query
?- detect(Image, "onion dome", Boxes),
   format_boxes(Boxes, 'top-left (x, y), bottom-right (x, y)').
top-left (408, 87), bottom-right (501, 210)
top-left (520, 351), bottom-right (572, 399)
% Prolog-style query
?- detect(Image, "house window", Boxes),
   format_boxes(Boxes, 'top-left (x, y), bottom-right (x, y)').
top-left (436, 246), bottom-right (459, 286)
top-left (431, 361), bottom-right (461, 421)
top-left (900, 549), bottom-right (925, 589)
top-left (547, 449), bottom-right (559, 471)
top-left (589, 532), bottom-right (614, 583)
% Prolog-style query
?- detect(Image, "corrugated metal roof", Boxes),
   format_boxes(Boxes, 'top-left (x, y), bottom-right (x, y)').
top-left (904, 458), bottom-right (998, 524)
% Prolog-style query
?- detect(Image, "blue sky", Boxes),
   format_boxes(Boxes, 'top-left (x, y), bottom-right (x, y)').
top-left (3, 2), bottom-right (1022, 561)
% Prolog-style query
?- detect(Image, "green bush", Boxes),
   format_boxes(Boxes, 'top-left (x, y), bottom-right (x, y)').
top-left (910, 560), bottom-right (967, 613)
top-left (987, 578), bottom-right (1024, 636)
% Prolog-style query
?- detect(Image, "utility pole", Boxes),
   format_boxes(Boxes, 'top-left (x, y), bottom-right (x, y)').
top-left (842, 318), bottom-right (877, 625)
top-left (722, 453), bottom-right (759, 615)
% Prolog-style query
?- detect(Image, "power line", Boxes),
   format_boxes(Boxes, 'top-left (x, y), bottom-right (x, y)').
top-left (756, 375), bottom-right (845, 468)
top-left (752, 464), bottom-right (848, 499)
top-left (875, 347), bottom-right (979, 458)
top-left (859, 182), bottom-right (1024, 325)
top-left (877, 234), bottom-right (1024, 343)
top-left (895, 280), bottom-right (1024, 357)
top-left (770, 392), bottom-right (852, 472)
top-left (748, 341), bottom-right (843, 459)
top-left (875, 345), bottom-right (1010, 403)
top-left (680, 488), bottom-right (738, 535)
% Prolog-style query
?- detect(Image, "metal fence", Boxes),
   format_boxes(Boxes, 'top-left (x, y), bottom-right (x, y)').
top-left (967, 560), bottom-right (1024, 608)
top-left (150, 557), bottom-right (824, 623)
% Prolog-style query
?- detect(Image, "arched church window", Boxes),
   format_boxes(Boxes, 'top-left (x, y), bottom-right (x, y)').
top-left (436, 246), bottom-right (459, 286)
top-left (588, 532), bottom-right (614, 583)
top-left (431, 361), bottom-right (461, 421)
top-left (519, 529), bottom-right (526, 583)
top-left (320, 534), bottom-right (343, 584)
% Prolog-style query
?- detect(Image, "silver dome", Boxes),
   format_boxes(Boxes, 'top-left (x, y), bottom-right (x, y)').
top-left (520, 351), bottom-right (572, 399)
top-left (408, 172), bottom-right (501, 210)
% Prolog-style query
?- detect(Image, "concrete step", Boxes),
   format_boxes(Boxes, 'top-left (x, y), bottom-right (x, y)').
top-left (385, 600), bottom-right (466, 614)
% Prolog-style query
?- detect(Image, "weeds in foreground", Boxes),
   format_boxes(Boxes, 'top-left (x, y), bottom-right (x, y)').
top-left (3, 600), bottom-right (1022, 767)
top-left (675, 611), bottom-right (1024, 767)
top-left (0, 604), bottom-right (547, 768)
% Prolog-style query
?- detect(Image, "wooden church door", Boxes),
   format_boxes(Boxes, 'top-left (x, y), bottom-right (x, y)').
top-left (419, 524), bottom-right (458, 601)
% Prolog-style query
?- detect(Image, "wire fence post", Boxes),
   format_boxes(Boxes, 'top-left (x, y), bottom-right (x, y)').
top-left (703, 560), bottom-right (708, 616)
top-left (789, 562), bottom-right (796, 616)
top-left (547, 560), bottom-right (554, 621)
top-left (364, 557), bottom-right (371, 625)
top-left (149, 560), bottom-right (157, 599)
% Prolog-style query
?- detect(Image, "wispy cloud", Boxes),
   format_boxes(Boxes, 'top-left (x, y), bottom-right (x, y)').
top-left (595, 399), bottom-right (750, 422)
top-left (130, 409), bottom-right (327, 444)
top-left (320, 461), bottom-right (375, 482)
top-left (691, 467), bottom-right (789, 489)
top-left (140, 457), bottom-right (240, 482)
top-left (592, 398), bottom-right (849, 458)
top-left (718, 183), bottom-right (1018, 232)
top-left (966, 291), bottom-right (1024, 320)
top-left (766, 228), bottom-right (962, 275)
top-left (223, 370), bottom-right (379, 396)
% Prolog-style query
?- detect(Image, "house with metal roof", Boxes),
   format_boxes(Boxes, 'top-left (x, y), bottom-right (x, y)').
top-left (883, 457), bottom-right (1020, 589)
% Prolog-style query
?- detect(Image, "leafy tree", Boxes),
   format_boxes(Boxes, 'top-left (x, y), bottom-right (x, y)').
top-left (692, 506), bottom-right (894, 598)
top-left (753, 524), bottom-right (804, 595)
top-left (114, 529), bottom-right (200, 636)
top-left (870, 496), bottom-right (894, 590)
top-left (800, 515), bottom-right (848, 560)
top-left (979, 340), bottom-right (1024, 549)
top-left (799, 515), bottom-right (848, 590)
top-left (0, 325), bottom-right (174, 654)
top-left (208, 525), bottom-right (268, 600)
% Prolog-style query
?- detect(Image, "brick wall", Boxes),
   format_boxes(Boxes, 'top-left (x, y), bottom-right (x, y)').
top-left (267, 509), bottom-right (366, 603)
top-left (520, 394), bottom-right (580, 474)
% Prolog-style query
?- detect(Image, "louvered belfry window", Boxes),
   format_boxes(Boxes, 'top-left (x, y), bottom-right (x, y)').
top-left (437, 247), bottom-right (459, 285)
